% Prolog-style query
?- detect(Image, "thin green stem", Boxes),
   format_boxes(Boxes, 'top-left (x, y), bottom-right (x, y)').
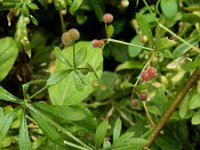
top-left (27, 86), bottom-right (48, 101)
top-left (87, 63), bottom-right (99, 79)
top-left (108, 38), bottom-right (154, 51)
top-left (143, 0), bottom-right (200, 53)
top-left (26, 104), bottom-right (93, 150)
top-left (73, 41), bottom-right (76, 69)
top-left (63, 140), bottom-right (89, 150)
top-left (59, 11), bottom-right (65, 33)
top-left (145, 68), bottom-right (200, 148)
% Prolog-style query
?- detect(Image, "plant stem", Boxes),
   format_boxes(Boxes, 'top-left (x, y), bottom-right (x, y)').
top-left (143, 101), bottom-right (155, 127)
top-left (107, 38), bottom-right (154, 51)
top-left (59, 11), bottom-right (65, 33)
top-left (27, 86), bottom-right (48, 101)
top-left (142, 0), bottom-right (200, 53)
top-left (63, 140), bottom-right (89, 150)
top-left (145, 68), bottom-right (200, 148)
top-left (73, 41), bottom-right (76, 69)
top-left (26, 104), bottom-right (93, 150)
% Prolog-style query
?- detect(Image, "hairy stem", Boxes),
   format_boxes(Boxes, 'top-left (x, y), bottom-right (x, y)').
top-left (145, 68), bottom-right (200, 148)
top-left (143, 102), bottom-right (155, 127)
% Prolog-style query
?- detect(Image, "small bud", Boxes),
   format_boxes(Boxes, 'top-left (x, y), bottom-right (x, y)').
top-left (121, 0), bottom-right (129, 8)
top-left (141, 70), bottom-right (151, 81)
top-left (24, 17), bottom-right (30, 24)
top-left (139, 92), bottom-right (148, 101)
top-left (92, 39), bottom-right (99, 48)
top-left (61, 28), bottom-right (80, 45)
top-left (91, 80), bottom-right (102, 89)
top-left (140, 35), bottom-right (148, 43)
top-left (102, 13), bottom-right (113, 24)
top-left (98, 40), bottom-right (105, 48)
top-left (147, 67), bottom-right (157, 78)
top-left (68, 28), bottom-right (80, 41)
top-left (81, 68), bottom-right (90, 75)
top-left (131, 99), bottom-right (138, 107)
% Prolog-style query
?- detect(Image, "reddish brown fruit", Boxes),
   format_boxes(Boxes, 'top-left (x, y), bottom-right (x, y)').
top-left (141, 70), bottom-right (151, 81)
top-left (139, 92), bottom-right (148, 101)
top-left (102, 13), bottom-right (113, 24)
top-left (131, 99), bottom-right (138, 107)
top-left (147, 67), bottom-right (157, 78)
top-left (92, 39), bottom-right (99, 48)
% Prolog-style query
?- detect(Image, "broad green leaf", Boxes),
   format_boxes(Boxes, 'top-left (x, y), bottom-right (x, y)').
top-left (0, 37), bottom-right (19, 81)
top-left (69, 0), bottom-right (83, 15)
top-left (75, 47), bottom-right (87, 67)
top-left (48, 42), bottom-right (103, 105)
top-left (107, 25), bottom-right (114, 38)
top-left (160, 0), bottom-right (177, 19)
top-left (136, 13), bottom-right (154, 45)
top-left (109, 138), bottom-right (147, 150)
top-left (0, 109), bottom-right (18, 142)
top-left (90, 0), bottom-right (105, 21)
top-left (189, 93), bottom-right (200, 110)
top-left (0, 86), bottom-right (21, 103)
top-left (95, 120), bottom-right (109, 149)
top-left (191, 109), bottom-right (200, 125)
top-left (30, 109), bottom-right (64, 145)
top-left (54, 47), bottom-right (72, 68)
top-left (128, 35), bottom-right (144, 57)
top-left (33, 102), bottom-right (86, 121)
top-left (172, 36), bottom-right (199, 58)
top-left (19, 110), bottom-right (32, 150)
top-left (113, 118), bottom-right (122, 144)
top-left (156, 37), bottom-right (177, 51)
top-left (115, 61), bottom-right (143, 71)
top-left (77, 71), bottom-right (90, 86)
top-left (179, 94), bottom-right (189, 118)
top-left (73, 71), bottom-right (84, 92)
top-left (46, 69), bottom-right (72, 86)
top-left (182, 13), bottom-right (200, 24)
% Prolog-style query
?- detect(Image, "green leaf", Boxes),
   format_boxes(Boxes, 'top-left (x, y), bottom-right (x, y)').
top-left (54, 47), bottom-right (72, 68)
top-left (0, 37), bottom-right (19, 81)
top-left (189, 93), bottom-right (200, 110)
top-left (182, 13), bottom-right (200, 24)
top-left (0, 109), bottom-right (18, 142)
top-left (30, 109), bottom-right (64, 145)
top-left (114, 132), bottom-right (135, 144)
top-left (95, 120), bottom-right (109, 149)
top-left (26, 2), bottom-right (39, 10)
top-left (109, 138), bottom-right (147, 150)
top-left (120, 81), bottom-right (134, 89)
top-left (73, 71), bottom-right (84, 92)
top-left (46, 69), bottom-right (72, 86)
top-left (113, 118), bottom-right (122, 144)
top-left (107, 25), bottom-right (114, 38)
top-left (90, 0), bottom-right (105, 21)
top-left (115, 61), bottom-right (143, 71)
top-left (179, 94), bottom-right (189, 118)
top-left (54, 0), bottom-right (67, 10)
top-left (160, 0), bottom-right (177, 19)
top-left (48, 42), bottom-right (103, 105)
top-left (191, 109), bottom-right (200, 125)
top-left (128, 35), bottom-right (144, 57)
top-left (30, 15), bottom-right (38, 26)
top-left (19, 110), bottom-right (32, 150)
top-left (172, 36), bottom-right (199, 58)
top-left (0, 86), bottom-right (21, 103)
top-left (156, 37), bottom-right (177, 51)
top-left (136, 13), bottom-right (154, 45)
top-left (77, 71), bottom-right (90, 86)
top-left (33, 102), bottom-right (86, 121)
top-left (75, 47), bottom-right (87, 67)
top-left (69, 0), bottom-right (83, 15)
